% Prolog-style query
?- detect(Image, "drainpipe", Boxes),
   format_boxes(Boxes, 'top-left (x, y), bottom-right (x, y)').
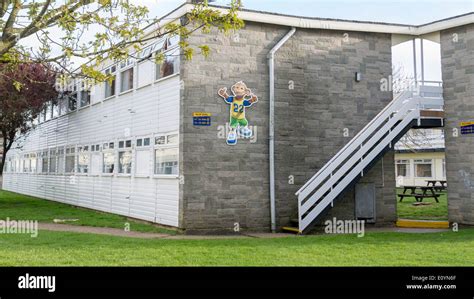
top-left (267, 27), bottom-right (296, 233)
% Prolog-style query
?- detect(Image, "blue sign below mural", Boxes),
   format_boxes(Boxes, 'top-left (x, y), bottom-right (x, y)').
top-left (193, 112), bottom-right (211, 126)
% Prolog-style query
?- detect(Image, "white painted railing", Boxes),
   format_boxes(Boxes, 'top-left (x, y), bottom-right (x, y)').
top-left (295, 88), bottom-right (444, 232)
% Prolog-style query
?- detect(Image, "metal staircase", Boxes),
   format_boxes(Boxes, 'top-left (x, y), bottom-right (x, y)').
top-left (294, 86), bottom-right (444, 233)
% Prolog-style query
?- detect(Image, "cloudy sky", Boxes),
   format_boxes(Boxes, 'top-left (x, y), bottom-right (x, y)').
top-left (140, 0), bottom-right (472, 81)
top-left (22, 0), bottom-right (474, 80)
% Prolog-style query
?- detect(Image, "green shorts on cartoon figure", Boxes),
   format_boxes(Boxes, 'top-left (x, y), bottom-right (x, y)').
top-left (218, 81), bottom-right (258, 145)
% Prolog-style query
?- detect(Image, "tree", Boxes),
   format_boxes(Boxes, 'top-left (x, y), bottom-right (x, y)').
top-left (0, 62), bottom-right (58, 175)
top-left (0, 0), bottom-right (244, 79)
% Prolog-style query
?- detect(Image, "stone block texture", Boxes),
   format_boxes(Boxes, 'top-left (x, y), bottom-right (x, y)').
top-left (441, 24), bottom-right (474, 225)
top-left (180, 22), bottom-right (396, 233)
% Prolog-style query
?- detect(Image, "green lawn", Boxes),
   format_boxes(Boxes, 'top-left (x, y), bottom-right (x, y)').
top-left (0, 229), bottom-right (472, 266)
top-left (0, 190), bottom-right (176, 234)
top-left (396, 188), bottom-right (448, 220)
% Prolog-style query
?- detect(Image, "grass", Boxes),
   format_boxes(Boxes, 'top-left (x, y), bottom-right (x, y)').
top-left (0, 229), bottom-right (473, 266)
top-left (396, 188), bottom-right (448, 220)
top-left (0, 189), bottom-right (472, 266)
top-left (0, 190), bottom-right (176, 234)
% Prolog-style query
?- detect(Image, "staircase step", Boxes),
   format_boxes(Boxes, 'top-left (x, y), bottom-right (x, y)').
top-left (396, 219), bottom-right (449, 229)
top-left (281, 226), bottom-right (301, 234)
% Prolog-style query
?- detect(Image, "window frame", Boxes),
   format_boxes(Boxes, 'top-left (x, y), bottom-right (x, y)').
top-left (153, 132), bottom-right (179, 177)
top-left (414, 159), bottom-right (433, 178)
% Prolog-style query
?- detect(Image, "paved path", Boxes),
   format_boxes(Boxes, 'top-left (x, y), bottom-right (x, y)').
top-left (38, 223), bottom-right (298, 239)
top-left (38, 223), bottom-right (450, 240)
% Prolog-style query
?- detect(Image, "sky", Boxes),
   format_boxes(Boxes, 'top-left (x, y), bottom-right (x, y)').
top-left (147, 0), bottom-right (473, 25)
top-left (21, 0), bottom-right (474, 80)
top-left (122, 0), bottom-right (474, 81)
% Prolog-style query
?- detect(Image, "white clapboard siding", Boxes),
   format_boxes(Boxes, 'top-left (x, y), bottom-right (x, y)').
top-left (2, 75), bottom-right (181, 228)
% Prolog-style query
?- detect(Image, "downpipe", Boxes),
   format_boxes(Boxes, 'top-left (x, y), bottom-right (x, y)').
top-left (267, 27), bottom-right (296, 233)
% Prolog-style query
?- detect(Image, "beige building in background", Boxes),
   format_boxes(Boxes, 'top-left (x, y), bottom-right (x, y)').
top-left (395, 129), bottom-right (446, 187)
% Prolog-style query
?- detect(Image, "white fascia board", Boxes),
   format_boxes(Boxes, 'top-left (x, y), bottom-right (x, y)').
top-left (415, 13), bottom-right (474, 35)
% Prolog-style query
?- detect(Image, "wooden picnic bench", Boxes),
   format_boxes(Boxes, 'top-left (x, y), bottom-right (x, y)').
top-left (426, 180), bottom-right (447, 192)
top-left (398, 186), bottom-right (440, 203)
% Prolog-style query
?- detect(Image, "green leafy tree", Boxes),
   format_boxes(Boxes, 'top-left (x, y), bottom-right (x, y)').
top-left (0, 62), bottom-right (59, 175)
top-left (0, 0), bottom-right (244, 79)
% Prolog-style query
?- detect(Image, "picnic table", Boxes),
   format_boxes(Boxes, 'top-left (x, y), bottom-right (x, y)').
top-left (398, 185), bottom-right (440, 203)
top-left (426, 180), bottom-right (447, 192)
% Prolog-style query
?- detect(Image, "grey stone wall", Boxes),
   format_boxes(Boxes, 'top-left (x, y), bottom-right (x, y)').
top-left (441, 23), bottom-right (474, 225)
top-left (180, 22), bottom-right (396, 233)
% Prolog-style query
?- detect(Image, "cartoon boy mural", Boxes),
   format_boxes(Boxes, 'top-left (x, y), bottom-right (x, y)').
top-left (218, 81), bottom-right (258, 145)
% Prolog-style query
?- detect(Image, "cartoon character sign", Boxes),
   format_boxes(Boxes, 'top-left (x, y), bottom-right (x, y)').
top-left (218, 81), bottom-right (258, 145)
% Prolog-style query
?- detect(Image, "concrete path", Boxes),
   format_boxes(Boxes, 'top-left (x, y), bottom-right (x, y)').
top-left (38, 223), bottom-right (450, 240)
top-left (38, 223), bottom-right (298, 239)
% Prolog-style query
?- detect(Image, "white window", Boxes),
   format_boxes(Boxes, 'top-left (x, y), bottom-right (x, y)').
top-left (49, 149), bottom-right (57, 173)
top-left (52, 101), bottom-right (60, 118)
top-left (30, 153), bottom-right (37, 173)
top-left (395, 159), bottom-right (410, 177)
top-left (68, 92), bottom-right (77, 112)
top-left (154, 133), bottom-right (178, 175)
top-left (57, 148), bottom-right (64, 173)
top-left (118, 140), bottom-right (132, 174)
top-left (104, 66), bottom-right (117, 98)
top-left (120, 68), bottom-right (134, 92)
top-left (118, 151), bottom-right (132, 174)
top-left (41, 150), bottom-right (49, 173)
top-left (59, 93), bottom-right (68, 115)
top-left (414, 159), bottom-right (433, 178)
top-left (23, 154), bottom-right (31, 172)
top-left (154, 148), bottom-right (178, 175)
top-left (45, 103), bottom-right (52, 121)
top-left (65, 147), bottom-right (76, 173)
top-left (155, 47), bottom-right (179, 80)
top-left (77, 146), bottom-right (89, 173)
top-left (79, 89), bottom-right (91, 107)
top-left (103, 152), bottom-right (115, 174)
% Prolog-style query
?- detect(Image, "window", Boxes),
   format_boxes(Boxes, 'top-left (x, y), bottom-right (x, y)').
top-left (136, 137), bottom-right (150, 147)
top-left (65, 147), bottom-right (75, 173)
top-left (104, 66), bottom-right (117, 98)
top-left (155, 136), bottom-right (166, 145)
top-left (30, 153), bottom-right (37, 173)
top-left (80, 90), bottom-right (91, 107)
top-left (68, 92), bottom-right (77, 112)
top-left (120, 68), bottom-right (134, 92)
top-left (117, 140), bottom-right (132, 174)
top-left (414, 159), bottom-right (432, 178)
top-left (396, 159), bottom-right (410, 177)
top-left (155, 48), bottom-right (179, 80)
top-left (41, 150), bottom-right (49, 173)
top-left (23, 154), bottom-right (31, 172)
top-left (102, 151), bottom-right (115, 174)
top-left (52, 101), bottom-right (60, 118)
top-left (59, 93), bottom-right (68, 115)
top-left (49, 149), bottom-right (57, 173)
top-left (77, 146), bottom-right (89, 173)
top-left (45, 103), bottom-right (52, 121)
top-left (154, 148), bottom-right (178, 175)
top-left (57, 148), bottom-right (64, 173)
top-left (118, 151), bottom-right (132, 174)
